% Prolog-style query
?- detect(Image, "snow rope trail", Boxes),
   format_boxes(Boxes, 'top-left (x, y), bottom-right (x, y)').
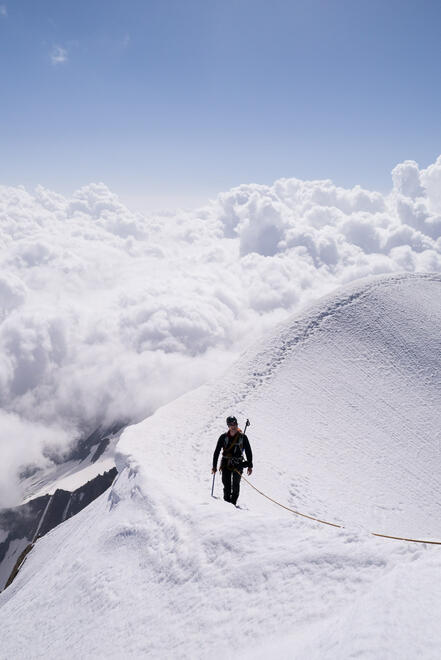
top-left (369, 532), bottom-right (441, 546)
top-left (237, 472), bottom-right (441, 545)
top-left (236, 471), bottom-right (343, 528)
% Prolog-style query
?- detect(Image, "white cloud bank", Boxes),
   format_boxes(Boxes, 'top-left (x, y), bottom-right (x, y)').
top-left (2, 156), bottom-right (441, 505)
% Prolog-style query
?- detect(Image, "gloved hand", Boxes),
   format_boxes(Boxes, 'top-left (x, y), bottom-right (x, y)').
top-left (211, 468), bottom-right (217, 474)
top-left (247, 467), bottom-right (253, 476)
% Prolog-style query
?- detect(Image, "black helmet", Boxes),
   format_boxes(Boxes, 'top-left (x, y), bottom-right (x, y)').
top-left (226, 416), bottom-right (238, 426)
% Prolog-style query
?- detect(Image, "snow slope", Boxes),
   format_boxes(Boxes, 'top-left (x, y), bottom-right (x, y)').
top-left (1, 273), bottom-right (441, 659)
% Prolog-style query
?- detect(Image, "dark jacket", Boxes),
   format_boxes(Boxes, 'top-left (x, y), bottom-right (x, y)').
top-left (212, 432), bottom-right (253, 471)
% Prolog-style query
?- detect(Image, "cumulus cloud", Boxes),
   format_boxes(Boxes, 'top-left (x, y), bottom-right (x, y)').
top-left (420, 156), bottom-right (441, 214)
top-left (0, 411), bottom-right (71, 507)
top-left (2, 156), bottom-right (441, 505)
top-left (391, 160), bottom-right (425, 199)
top-left (0, 273), bottom-right (27, 316)
top-left (51, 45), bottom-right (68, 65)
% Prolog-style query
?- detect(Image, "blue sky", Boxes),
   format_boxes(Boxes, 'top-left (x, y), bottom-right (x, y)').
top-left (1, 0), bottom-right (441, 210)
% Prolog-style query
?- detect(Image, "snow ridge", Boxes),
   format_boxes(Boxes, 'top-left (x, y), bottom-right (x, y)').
top-left (2, 273), bottom-right (441, 659)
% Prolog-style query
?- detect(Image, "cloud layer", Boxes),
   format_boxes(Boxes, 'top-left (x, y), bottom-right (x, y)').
top-left (2, 156), bottom-right (441, 504)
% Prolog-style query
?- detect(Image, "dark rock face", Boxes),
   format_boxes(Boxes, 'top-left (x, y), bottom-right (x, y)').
top-left (64, 423), bottom-right (125, 463)
top-left (0, 468), bottom-right (117, 591)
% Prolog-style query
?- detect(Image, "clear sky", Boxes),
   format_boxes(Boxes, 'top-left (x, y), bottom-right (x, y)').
top-left (1, 0), bottom-right (441, 210)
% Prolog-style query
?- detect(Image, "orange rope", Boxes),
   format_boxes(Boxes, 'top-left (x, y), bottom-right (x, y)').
top-left (237, 471), bottom-right (441, 545)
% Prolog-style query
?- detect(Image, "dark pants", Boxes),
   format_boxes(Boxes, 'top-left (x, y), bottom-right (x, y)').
top-left (221, 465), bottom-right (242, 505)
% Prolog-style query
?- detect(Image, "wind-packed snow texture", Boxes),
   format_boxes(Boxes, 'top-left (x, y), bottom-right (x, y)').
top-left (1, 273), bottom-right (441, 659)
top-left (3, 156), bottom-right (441, 505)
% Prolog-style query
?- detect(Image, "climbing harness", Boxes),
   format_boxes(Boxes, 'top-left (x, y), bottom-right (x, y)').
top-left (222, 433), bottom-right (244, 458)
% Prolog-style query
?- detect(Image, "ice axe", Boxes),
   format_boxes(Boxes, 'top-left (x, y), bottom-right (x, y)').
top-left (241, 419), bottom-right (251, 469)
